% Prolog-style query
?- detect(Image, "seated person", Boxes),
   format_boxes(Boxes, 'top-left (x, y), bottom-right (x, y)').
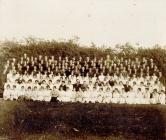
top-left (103, 87), bottom-right (112, 103)
top-left (75, 87), bottom-right (83, 103)
top-left (142, 88), bottom-right (150, 104)
top-left (43, 85), bottom-right (52, 102)
top-left (150, 89), bottom-right (159, 104)
top-left (159, 90), bottom-right (166, 105)
top-left (123, 81), bottom-right (132, 93)
top-left (3, 84), bottom-right (11, 100)
top-left (17, 85), bottom-right (26, 99)
top-left (73, 79), bottom-right (81, 92)
top-left (97, 87), bottom-right (104, 103)
top-left (111, 88), bottom-right (120, 104)
top-left (81, 81), bottom-right (88, 91)
top-left (59, 81), bottom-right (67, 91)
top-left (89, 86), bottom-right (98, 103)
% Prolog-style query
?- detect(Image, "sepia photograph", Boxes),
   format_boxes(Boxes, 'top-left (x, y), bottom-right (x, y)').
top-left (0, 0), bottom-right (166, 139)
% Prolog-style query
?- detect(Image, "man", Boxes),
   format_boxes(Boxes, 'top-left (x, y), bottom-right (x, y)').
top-left (73, 79), bottom-right (81, 92)
top-left (6, 70), bottom-right (14, 83)
top-left (81, 81), bottom-right (88, 91)
top-left (59, 81), bottom-right (67, 91)
top-left (109, 77), bottom-right (115, 87)
top-left (23, 53), bottom-right (27, 61)
top-left (123, 81), bottom-right (132, 93)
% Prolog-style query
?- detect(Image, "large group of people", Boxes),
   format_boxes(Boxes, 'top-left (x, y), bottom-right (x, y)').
top-left (3, 53), bottom-right (166, 104)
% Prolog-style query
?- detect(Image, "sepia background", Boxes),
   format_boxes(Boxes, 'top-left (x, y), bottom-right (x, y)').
top-left (0, 0), bottom-right (166, 47)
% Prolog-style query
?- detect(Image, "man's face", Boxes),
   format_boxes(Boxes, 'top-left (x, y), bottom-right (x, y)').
top-left (7, 85), bottom-right (10, 89)
top-left (62, 82), bottom-right (65, 85)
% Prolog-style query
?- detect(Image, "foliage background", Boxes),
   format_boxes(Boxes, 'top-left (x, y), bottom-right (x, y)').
top-left (0, 38), bottom-right (166, 95)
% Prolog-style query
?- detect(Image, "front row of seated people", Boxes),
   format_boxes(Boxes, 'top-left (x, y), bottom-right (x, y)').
top-left (3, 75), bottom-right (166, 104)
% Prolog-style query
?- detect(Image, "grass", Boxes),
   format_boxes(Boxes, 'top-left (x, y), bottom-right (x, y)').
top-left (0, 100), bottom-right (166, 140)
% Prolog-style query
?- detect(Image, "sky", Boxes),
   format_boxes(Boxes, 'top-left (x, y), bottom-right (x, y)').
top-left (0, 0), bottom-right (166, 47)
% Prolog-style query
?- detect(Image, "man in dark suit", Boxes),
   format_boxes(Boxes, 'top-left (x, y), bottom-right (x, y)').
top-left (73, 79), bottom-right (81, 92)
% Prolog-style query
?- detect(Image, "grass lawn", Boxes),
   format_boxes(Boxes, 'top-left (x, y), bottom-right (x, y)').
top-left (0, 100), bottom-right (166, 140)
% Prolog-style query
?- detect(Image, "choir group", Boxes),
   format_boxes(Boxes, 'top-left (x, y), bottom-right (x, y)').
top-left (3, 53), bottom-right (166, 104)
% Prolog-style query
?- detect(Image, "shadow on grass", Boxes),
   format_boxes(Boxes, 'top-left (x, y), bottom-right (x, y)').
top-left (0, 101), bottom-right (165, 140)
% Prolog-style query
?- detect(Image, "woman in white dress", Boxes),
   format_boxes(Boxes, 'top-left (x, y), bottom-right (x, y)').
top-left (3, 84), bottom-right (11, 100)
top-left (97, 87), bottom-right (104, 103)
top-left (111, 89), bottom-right (120, 104)
top-left (103, 87), bottom-right (112, 103)
top-left (159, 90), bottom-right (166, 105)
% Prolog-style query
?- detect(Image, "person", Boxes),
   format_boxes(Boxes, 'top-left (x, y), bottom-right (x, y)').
top-left (111, 89), bottom-right (120, 104)
top-left (90, 86), bottom-right (98, 103)
top-left (10, 85), bottom-right (18, 100)
top-left (143, 88), bottom-right (150, 104)
top-left (119, 88), bottom-right (126, 104)
top-left (150, 89), bottom-right (159, 104)
top-left (159, 90), bottom-right (166, 105)
top-left (98, 72), bottom-right (105, 82)
top-left (82, 87), bottom-right (90, 103)
top-left (73, 79), bottom-right (81, 92)
top-left (3, 84), bottom-right (11, 100)
top-left (135, 88), bottom-right (143, 104)
top-left (103, 87), bottom-right (112, 103)
top-left (59, 81), bottom-right (67, 91)
top-left (123, 81), bottom-right (132, 93)
top-left (43, 85), bottom-right (52, 102)
top-left (31, 86), bottom-right (38, 101)
top-left (127, 88), bottom-right (136, 104)
top-left (18, 85), bottom-right (26, 99)
top-left (81, 81), bottom-right (88, 91)
top-left (25, 86), bottom-right (32, 100)
top-left (75, 87), bottom-right (83, 102)
top-left (97, 87), bottom-right (104, 103)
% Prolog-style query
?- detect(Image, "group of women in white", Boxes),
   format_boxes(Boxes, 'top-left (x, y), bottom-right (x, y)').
top-left (3, 71), bottom-right (166, 104)
top-left (2, 54), bottom-right (166, 104)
